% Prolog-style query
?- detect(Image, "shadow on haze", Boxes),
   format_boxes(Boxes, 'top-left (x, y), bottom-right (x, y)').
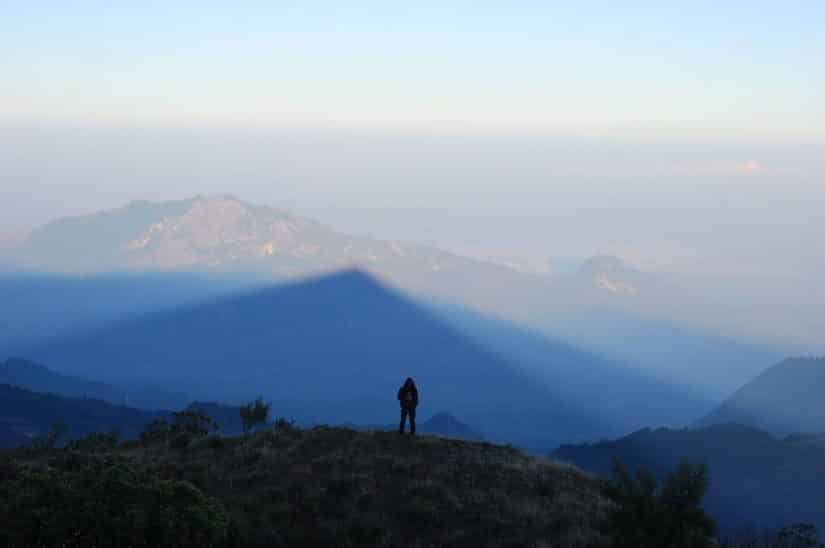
top-left (7, 268), bottom-right (716, 450)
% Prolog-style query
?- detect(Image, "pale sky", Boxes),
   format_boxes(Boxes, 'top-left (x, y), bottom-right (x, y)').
top-left (2, 1), bottom-right (824, 139)
top-left (1, 2), bottom-right (824, 278)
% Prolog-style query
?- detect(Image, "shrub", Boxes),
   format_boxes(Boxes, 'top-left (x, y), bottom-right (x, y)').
top-left (170, 432), bottom-right (193, 450)
top-left (30, 421), bottom-right (68, 451)
top-left (188, 433), bottom-right (226, 452)
top-left (66, 430), bottom-right (119, 452)
top-left (141, 419), bottom-right (172, 445)
top-left (239, 397), bottom-right (271, 434)
top-left (606, 458), bottom-right (717, 548)
top-left (172, 410), bottom-right (218, 437)
top-left (0, 461), bottom-right (229, 548)
top-left (274, 417), bottom-right (298, 435)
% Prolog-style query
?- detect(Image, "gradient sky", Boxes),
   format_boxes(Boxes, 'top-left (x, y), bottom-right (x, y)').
top-left (2, 1), bottom-right (824, 138)
top-left (1, 2), bottom-right (824, 279)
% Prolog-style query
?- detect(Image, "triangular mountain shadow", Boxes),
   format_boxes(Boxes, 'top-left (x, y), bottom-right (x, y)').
top-left (23, 269), bottom-right (694, 448)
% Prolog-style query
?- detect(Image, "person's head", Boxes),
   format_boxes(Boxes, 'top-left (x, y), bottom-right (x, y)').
top-left (404, 377), bottom-right (414, 388)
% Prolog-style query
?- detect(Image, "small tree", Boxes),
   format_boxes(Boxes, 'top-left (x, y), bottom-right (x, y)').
top-left (239, 397), bottom-right (271, 434)
top-left (607, 458), bottom-right (716, 548)
top-left (172, 410), bottom-right (217, 437)
top-left (66, 430), bottom-right (119, 452)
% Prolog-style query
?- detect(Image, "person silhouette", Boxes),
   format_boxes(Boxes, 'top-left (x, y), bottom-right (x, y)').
top-left (397, 377), bottom-right (419, 435)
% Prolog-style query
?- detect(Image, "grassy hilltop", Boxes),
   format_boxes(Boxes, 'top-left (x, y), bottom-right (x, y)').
top-left (0, 425), bottom-right (611, 548)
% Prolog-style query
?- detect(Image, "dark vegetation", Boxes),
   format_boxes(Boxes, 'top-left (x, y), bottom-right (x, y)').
top-left (239, 396), bottom-right (271, 434)
top-left (0, 423), bottom-right (614, 548)
top-left (722, 524), bottom-right (825, 547)
top-left (1, 408), bottom-right (817, 547)
top-left (605, 457), bottom-right (822, 547)
top-left (553, 423), bottom-right (825, 536)
top-left (606, 459), bottom-right (716, 547)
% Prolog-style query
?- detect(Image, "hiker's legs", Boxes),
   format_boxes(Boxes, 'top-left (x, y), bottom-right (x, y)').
top-left (409, 407), bottom-right (416, 435)
top-left (399, 407), bottom-right (409, 433)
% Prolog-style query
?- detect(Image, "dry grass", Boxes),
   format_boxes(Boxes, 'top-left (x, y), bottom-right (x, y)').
top-left (2, 426), bottom-right (611, 547)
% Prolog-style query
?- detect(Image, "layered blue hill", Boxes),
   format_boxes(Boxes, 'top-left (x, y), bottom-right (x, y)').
top-left (553, 423), bottom-right (825, 535)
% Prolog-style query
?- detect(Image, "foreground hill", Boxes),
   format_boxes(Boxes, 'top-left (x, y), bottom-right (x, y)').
top-left (697, 357), bottom-right (825, 435)
top-left (552, 423), bottom-right (825, 535)
top-left (0, 426), bottom-right (611, 547)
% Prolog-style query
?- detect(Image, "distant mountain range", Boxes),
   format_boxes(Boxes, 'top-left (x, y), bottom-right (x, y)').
top-left (5, 195), bottom-right (528, 298)
top-left (552, 353), bottom-right (825, 534)
top-left (0, 195), bottom-right (718, 313)
top-left (3, 195), bottom-right (666, 317)
top-left (552, 423), bottom-right (825, 535)
top-left (697, 357), bottom-right (825, 435)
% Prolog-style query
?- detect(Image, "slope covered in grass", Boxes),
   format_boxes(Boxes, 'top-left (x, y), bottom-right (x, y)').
top-left (0, 425), bottom-right (611, 548)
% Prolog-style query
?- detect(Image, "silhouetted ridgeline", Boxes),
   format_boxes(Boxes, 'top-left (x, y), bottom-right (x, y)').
top-left (552, 423), bottom-right (825, 535)
top-left (0, 383), bottom-right (164, 446)
top-left (0, 382), bottom-right (258, 446)
top-left (0, 357), bottom-right (189, 410)
top-left (0, 426), bottom-right (612, 547)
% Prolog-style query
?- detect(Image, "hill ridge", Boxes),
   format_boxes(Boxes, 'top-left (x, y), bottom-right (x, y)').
top-left (698, 356), bottom-right (825, 435)
top-left (0, 423), bottom-right (610, 547)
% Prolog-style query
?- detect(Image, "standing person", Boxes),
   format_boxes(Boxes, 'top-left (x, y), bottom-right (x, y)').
top-left (397, 377), bottom-right (419, 435)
